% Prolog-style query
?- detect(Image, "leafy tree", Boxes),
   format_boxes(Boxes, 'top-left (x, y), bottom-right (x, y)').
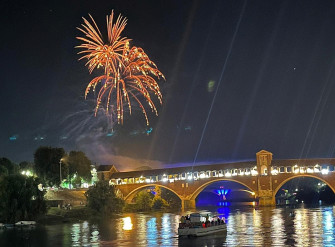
top-left (161, 188), bottom-right (181, 208)
top-left (19, 161), bottom-right (34, 171)
top-left (67, 151), bottom-right (92, 183)
top-left (151, 197), bottom-right (169, 210)
top-left (85, 181), bottom-right (124, 214)
top-left (34, 146), bottom-right (66, 186)
top-left (0, 157), bottom-right (17, 176)
top-left (0, 174), bottom-right (46, 223)
top-left (135, 191), bottom-right (153, 211)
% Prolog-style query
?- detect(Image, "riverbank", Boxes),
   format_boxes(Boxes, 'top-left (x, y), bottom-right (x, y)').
top-left (37, 206), bottom-right (98, 224)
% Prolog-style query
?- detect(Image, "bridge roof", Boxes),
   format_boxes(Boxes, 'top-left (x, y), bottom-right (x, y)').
top-left (271, 158), bottom-right (335, 167)
top-left (110, 158), bottom-right (335, 179)
top-left (110, 161), bottom-right (256, 179)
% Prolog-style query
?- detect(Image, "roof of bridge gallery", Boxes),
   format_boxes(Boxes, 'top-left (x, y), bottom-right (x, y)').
top-left (109, 158), bottom-right (335, 179)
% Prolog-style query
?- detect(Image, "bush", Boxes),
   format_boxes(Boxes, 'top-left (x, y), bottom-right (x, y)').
top-left (85, 181), bottom-right (124, 214)
top-left (135, 191), bottom-right (153, 211)
top-left (0, 174), bottom-right (46, 223)
top-left (151, 197), bottom-right (169, 210)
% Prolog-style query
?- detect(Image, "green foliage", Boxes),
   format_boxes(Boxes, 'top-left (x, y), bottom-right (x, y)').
top-left (0, 157), bottom-right (17, 176)
top-left (85, 181), bottom-right (124, 214)
top-left (19, 161), bottom-right (34, 171)
top-left (34, 146), bottom-right (66, 186)
top-left (161, 188), bottom-right (181, 208)
top-left (135, 191), bottom-right (153, 211)
top-left (0, 174), bottom-right (46, 223)
top-left (67, 151), bottom-right (92, 182)
top-left (151, 197), bottom-right (169, 210)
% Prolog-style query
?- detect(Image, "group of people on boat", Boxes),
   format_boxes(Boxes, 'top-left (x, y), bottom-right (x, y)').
top-left (179, 214), bottom-right (225, 229)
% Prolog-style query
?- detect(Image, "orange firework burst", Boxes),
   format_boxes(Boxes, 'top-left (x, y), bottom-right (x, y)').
top-left (76, 11), bottom-right (130, 77)
top-left (76, 11), bottom-right (165, 125)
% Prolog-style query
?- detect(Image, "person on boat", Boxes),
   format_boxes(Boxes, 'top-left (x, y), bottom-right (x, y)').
top-left (180, 216), bottom-right (186, 223)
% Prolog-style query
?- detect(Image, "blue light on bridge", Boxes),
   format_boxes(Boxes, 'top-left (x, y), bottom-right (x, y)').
top-left (215, 189), bottom-right (230, 196)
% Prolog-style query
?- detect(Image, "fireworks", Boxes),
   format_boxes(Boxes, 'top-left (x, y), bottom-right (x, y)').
top-left (76, 11), bottom-right (165, 125)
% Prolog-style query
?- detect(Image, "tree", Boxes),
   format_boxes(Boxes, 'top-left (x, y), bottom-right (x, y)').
top-left (161, 188), bottom-right (181, 208)
top-left (0, 157), bottom-right (17, 176)
top-left (135, 191), bottom-right (153, 211)
top-left (67, 151), bottom-right (92, 184)
top-left (19, 161), bottom-right (34, 171)
top-left (151, 197), bottom-right (169, 210)
top-left (0, 174), bottom-right (46, 223)
top-left (85, 181), bottom-right (124, 214)
top-left (34, 146), bottom-right (66, 186)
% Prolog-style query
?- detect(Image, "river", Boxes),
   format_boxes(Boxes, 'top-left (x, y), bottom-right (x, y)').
top-left (0, 205), bottom-right (334, 246)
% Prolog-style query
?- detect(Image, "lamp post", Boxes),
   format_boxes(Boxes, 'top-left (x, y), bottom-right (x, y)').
top-left (59, 159), bottom-right (63, 187)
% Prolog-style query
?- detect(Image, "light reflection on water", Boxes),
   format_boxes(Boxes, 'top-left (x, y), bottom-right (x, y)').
top-left (0, 206), bottom-right (335, 246)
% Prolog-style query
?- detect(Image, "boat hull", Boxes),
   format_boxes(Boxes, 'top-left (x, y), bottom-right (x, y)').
top-left (178, 224), bottom-right (227, 237)
top-left (15, 221), bottom-right (36, 226)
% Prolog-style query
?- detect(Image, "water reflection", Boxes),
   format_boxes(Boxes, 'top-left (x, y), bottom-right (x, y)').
top-left (1, 206), bottom-right (335, 246)
top-left (122, 217), bottom-right (133, 231)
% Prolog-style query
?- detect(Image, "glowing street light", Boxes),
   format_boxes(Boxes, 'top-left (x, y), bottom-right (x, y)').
top-left (59, 158), bottom-right (64, 186)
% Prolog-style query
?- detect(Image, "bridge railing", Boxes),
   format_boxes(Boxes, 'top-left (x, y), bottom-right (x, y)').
top-left (111, 164), bottom-right (334, 186)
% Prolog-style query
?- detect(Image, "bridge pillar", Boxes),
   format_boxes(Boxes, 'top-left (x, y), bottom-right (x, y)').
top-left (181, 199), bottom-right (196, 211)
top-left (257, 190), bottom-right (275, 206)
top-left (256, 150), bottom-right (275, 206)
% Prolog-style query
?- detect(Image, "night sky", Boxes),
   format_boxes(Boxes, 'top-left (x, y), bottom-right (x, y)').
top-left (2, 0), bottom-right (335, 170)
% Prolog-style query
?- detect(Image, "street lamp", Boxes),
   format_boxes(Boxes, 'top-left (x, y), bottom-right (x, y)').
top-left (59, 158), bottom-right (64, 187)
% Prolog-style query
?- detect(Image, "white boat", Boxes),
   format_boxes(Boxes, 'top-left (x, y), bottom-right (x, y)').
top-left (15, 221), bottom-right (36, 226)
top-left (178, 213), bottom-right (227, 237)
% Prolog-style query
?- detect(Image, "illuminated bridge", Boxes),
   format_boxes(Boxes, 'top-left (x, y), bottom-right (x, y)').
top-left (98, 150), bottom-right (335, 209)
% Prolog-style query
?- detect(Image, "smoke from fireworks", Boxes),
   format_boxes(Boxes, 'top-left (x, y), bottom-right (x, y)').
top-left (76, 11), bottom-right (165, 125)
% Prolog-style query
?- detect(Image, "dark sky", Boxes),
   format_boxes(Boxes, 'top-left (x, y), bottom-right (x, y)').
top-left (2, 0), bottom-right (335, 170)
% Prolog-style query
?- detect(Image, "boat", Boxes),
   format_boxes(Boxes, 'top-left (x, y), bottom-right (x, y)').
top-left (15, 221), bottom-right (36, 227)
top-left (178, 213), bottom-right (227, 237)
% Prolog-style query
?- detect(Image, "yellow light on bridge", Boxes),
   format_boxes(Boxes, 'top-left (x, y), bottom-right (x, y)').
top-left (321, 169), bottom-right (329, 175)
top-left (251, 170), bottom-right (258, 176)
top-left (271, 170), bottom-right (278, 175)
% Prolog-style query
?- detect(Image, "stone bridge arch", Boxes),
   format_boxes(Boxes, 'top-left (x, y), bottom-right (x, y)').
top-left (189, 178), bottom-right (256, 201)
top-left (272, 174), bottom-right (335, 201)
top-left (121, 184), bottom-right (183, 204)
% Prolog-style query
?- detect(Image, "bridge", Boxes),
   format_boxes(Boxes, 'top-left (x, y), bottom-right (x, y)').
top-left (98, 150), bottom-right (335, 210)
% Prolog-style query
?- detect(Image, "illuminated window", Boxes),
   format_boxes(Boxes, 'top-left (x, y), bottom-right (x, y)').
top-left (238, 169), bottom-right (244, 176)
top-left (244, 168), bottom-right (250, 176)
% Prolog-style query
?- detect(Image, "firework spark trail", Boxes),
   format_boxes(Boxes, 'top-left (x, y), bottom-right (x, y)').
top-left (76, 11), bottom-right (165, 125)
top-left (60, 99), bottom-right (116, 139)
top-left (192, 0), bottom-right (247, 168)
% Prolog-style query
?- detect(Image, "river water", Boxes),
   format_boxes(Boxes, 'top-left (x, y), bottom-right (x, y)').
top-left (1, 205), bottom-right (334, 247)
